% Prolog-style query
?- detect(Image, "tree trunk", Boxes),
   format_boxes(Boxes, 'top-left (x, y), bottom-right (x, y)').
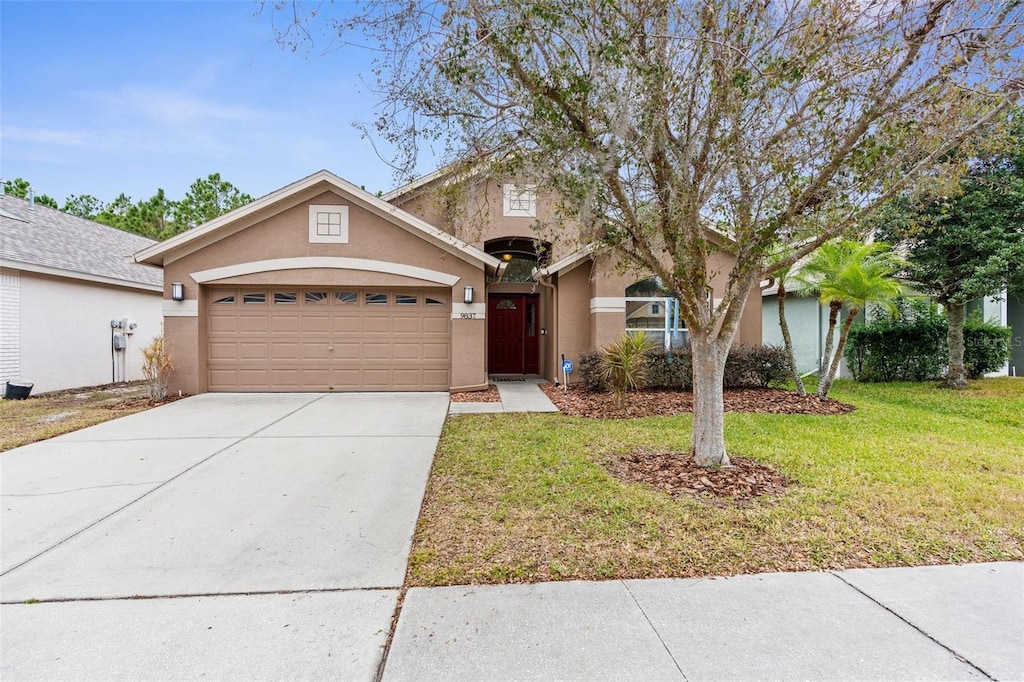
top-left (817, 302), bottom-right (842, 399)
top-left (945, 301), bottom-right (968, 389)
top-left (777, 280), bottom-right (806, 397)
top-left (820, 308), bottom-right (858, 399)
top-left (690, 334), bottom-right (731, 468)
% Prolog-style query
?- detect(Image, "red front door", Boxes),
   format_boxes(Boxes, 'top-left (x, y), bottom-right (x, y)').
top-left (488, 294), bottom-right (539, 374)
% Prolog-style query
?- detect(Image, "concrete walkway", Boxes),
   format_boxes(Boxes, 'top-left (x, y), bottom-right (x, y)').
top-left (384, 562), bottom-right (1023, 681)
top-left (448, 380), bottom-right (560, 414)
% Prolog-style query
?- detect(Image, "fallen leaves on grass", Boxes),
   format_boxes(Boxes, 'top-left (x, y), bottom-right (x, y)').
top-left (542, 383), bottom-right (854, 418)
top-left (450, 384), bottom-right (501, 403)
top-left (610, 450), bottom-right (790, 504)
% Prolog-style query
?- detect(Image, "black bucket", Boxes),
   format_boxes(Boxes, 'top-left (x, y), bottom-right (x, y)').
top-left (5, 381), bottom-right (33, 400)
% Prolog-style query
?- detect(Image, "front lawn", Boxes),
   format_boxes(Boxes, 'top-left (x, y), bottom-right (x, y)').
top-left (0, 383), bottom-right (159, 452)
top-left (409, 378), bottom-right (1024, 585)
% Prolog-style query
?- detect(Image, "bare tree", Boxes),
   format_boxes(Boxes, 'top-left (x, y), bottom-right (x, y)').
top-left (272, 0), bottom-right (1023, 466)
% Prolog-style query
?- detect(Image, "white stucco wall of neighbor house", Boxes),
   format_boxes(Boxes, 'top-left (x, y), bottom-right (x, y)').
top-left (17, 273), bottom-right (162, 394)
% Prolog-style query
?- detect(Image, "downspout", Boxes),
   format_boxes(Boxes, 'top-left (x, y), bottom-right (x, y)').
top-left (535, 266), bottom-right (558, 383)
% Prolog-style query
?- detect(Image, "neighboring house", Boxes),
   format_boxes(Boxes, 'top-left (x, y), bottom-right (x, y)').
top-left (135, 169), bottom-right (762, 395)
top-left (973, 290), bottom-right (1024, 377)
top-left (762, 287), bottom-right (1024, 378)
top-left (0, 194), bottom-right (163, 394)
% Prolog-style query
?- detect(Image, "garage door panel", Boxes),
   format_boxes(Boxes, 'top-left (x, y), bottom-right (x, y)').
top-left (209, 342), bottom-right (238, 361)
top-left (301, 343), bottom-right (332, 360)
top-left (237, 369), bottom-right (270, 389)
top-left (333, 343), bottom-right (360, 360)
top-left (363, 344), bottom-right (391, 360)
top-left (301, 315), bottom-right (332, 334)
top-left (332, 316), bottom-right (361, 334)
top-left (361, 369), bottom-right (393, 388)
top-left (270, 342), bottom-right (300, 360)
top-left (268, 369), bottom-right (301, 389)
top-left (393, 343), bottom-right (422, 360)
top-left (362, 317), bottom-right (392, 334)
top-left (422, 369), bottom-right (450, 388)
top-left (393, 317), bottom-right (422, 334)
top-left (209, 316), bottom-right (238, 333)
top-left (240, 316), bottom-right (270, 333)
top-left (207, 287), bottom-right (452, 391)
top-left (239, 342), bottom-right (269, 360)
top-left (422, 343), bottom-right (450, 360)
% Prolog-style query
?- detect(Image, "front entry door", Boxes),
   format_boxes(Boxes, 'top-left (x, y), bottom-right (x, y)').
top-left (488, 294), bottom-right (539, 374)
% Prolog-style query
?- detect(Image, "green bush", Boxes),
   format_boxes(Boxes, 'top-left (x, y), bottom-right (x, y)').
top-left (578, 351), bottom-right (608, 391)
top-left (579, 344), bottom-right (789, 392)
top-left (646, 348), bottom-right (693, 389)
top-left (845, 300), bottom-right (1011, 382)
top-left (964, 319), bottom-right (1012, 379)
top-left (846, 300), bottom-right (947, 382)
top-left (726, 345), bottom-right (792, 388)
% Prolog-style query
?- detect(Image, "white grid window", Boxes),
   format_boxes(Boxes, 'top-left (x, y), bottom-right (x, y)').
top-left (502, 184), bottom-right (537, 218)
top-left (308, 205), bottom-right (349, 243)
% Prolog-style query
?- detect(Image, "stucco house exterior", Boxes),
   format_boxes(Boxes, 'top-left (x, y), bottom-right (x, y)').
top-left (1, 194), bottom-right (163, 394)
top-left (135, 169), bottom-right (762, 395)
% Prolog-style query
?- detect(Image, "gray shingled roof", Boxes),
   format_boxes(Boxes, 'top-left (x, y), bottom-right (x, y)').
top-left (0, 196), bottom-right (162, 288)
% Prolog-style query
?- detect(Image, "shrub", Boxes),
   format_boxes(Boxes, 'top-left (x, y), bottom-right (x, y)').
top-left (845, 300), bottom-right (1012, 381)
top-left (725, 345), bottom-right (792, 388)
top-left (599, 332), bottom-right (657, 405)
top-left (646, 347), bottom-right (693, 389)
top-left (580, 343), bottom-right (788, 393)
top-left (578, 351), bottom-right (608, 392)
top-left (141, 336), bottom-right (173, 400)
top-left (964, 319), bottom-right (1012, 379)
top-left (845, 300), bottom-right (947, 382)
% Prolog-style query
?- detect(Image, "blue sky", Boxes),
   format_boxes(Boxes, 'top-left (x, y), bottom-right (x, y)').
top-left (1, 1), bottom-right (436, 205)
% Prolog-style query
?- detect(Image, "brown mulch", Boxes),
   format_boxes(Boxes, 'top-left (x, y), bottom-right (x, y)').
top-left (610, 450), bottom-right (791, 503)
top-left (104, 395), bottom-right (186, 410)
top-left (541, 383), bottom-right (854, 418)
top-left (450, 384), bottom-right (502, 403)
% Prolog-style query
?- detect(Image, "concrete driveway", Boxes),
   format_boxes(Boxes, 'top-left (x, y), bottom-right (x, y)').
top-left (1, 392), bottom-right (449, 680)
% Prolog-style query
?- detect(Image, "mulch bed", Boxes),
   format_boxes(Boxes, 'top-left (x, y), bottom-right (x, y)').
top-left (450, 384), bottom-right (502, 403)
top-left (541, 383), bottom-right (853, 418)
top-left (610, 450), bottom-right (791, 503)
top-left (104, 395), bottom-right (187, 410)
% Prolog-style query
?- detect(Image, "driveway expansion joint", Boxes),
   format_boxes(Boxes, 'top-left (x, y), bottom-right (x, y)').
top-left (827, 571), bottom-right (997, 681)
top-left (621, 580), bottom-right (690, 680)
top-left (0, 584), bottom-right (403, 606)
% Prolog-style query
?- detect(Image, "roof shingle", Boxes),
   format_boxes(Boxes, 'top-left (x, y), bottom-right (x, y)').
top-left (0, 196), bottom-right (162, 288)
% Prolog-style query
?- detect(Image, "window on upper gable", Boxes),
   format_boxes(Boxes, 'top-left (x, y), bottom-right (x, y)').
top-left (502, 184), bottom-right (537, 218)
top-left (308, 205), bottom-right (349, 244)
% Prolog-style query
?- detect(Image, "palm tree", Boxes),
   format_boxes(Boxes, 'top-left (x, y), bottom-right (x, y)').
top-left (795, 240), bottom-right (904, 399)
top-left (767, 251), bottom-right (807, 397)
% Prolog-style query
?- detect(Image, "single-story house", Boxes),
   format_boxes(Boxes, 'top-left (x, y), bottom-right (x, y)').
top-left (1, 194), bottom-right (163, 394)
top-left (762, 287), bottom-right (1024, 378)
top-left (135, 169), bottom-right (762, 394)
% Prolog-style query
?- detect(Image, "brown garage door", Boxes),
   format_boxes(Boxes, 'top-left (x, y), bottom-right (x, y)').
top-left (206, 287), bottom-right (451, 391)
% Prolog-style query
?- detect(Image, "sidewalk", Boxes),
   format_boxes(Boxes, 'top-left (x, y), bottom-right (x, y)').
top-left (383, 562), bottom-right (1023, 681)
top-left (449, 380), bottom-right (559, 414)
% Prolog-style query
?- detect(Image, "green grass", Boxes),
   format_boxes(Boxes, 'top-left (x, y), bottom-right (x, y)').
top-left (409, 378), bottom-right (1024, 585)
top-left (0, 383), bottom-right (155, 452)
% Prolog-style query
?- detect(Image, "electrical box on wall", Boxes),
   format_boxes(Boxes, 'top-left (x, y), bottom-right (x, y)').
top-left (112, 334), bottom-right (127, 350)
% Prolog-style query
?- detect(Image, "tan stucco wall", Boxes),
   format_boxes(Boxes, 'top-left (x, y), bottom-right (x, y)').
top-left (15, 271), bottom-right (162, 393)
top-left (394, 178), bottom-right (584, 261)
top-left (162, 190), bottom-right (486, 394)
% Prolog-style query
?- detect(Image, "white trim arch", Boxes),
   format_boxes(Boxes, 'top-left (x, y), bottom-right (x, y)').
top-left (190, 257), bottom-right (462, 286)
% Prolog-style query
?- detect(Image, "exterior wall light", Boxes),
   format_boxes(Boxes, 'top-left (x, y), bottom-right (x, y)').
top-left (464, 286), bottom-right (474, 304)
top-left (171, 282), bottom-right (185, 301)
